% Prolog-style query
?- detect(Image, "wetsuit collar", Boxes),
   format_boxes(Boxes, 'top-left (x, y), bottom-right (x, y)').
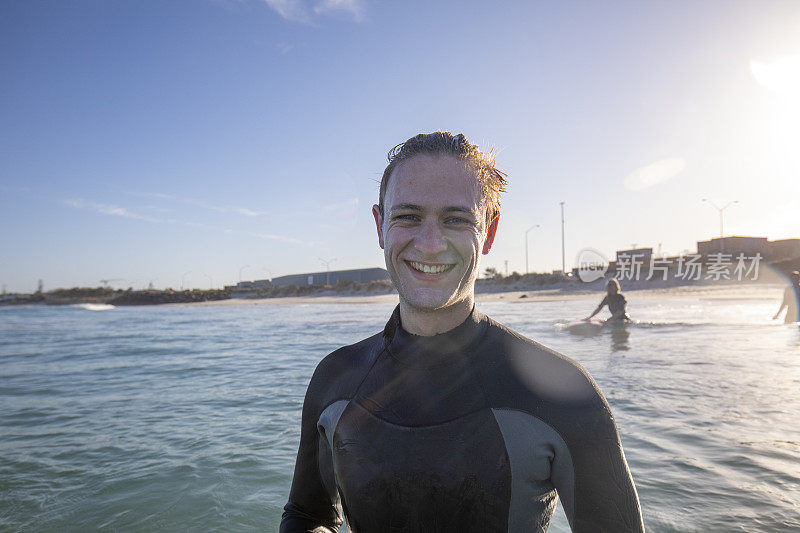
top-left (382, 305), bottom-right (488, 366)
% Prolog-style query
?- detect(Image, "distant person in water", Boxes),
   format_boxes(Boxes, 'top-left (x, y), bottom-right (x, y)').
top-left (586, 278), bottom-right (630, 322)
top-left (773, 270), bottom-right (800, 323)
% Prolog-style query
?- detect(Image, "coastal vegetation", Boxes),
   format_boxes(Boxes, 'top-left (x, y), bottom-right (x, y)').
top-left (0, 287), bottom-right (230, 306)
top-left (2, 262), bottom-right (795, 307)
top-left (0, 280), bottom-right (397, 306)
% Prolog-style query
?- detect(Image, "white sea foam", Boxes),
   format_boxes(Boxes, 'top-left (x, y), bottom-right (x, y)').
top-left (74, 303), bottom-right (116, 311)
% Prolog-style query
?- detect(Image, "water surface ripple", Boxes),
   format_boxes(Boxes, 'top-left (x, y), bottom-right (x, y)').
top-left (1, 296), bottom-right (798, 531)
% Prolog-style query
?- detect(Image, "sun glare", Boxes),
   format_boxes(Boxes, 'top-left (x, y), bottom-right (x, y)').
top-left (750, 55), bottom-right (800, 96)
top-left (750, 54), bottom-right (800, 200)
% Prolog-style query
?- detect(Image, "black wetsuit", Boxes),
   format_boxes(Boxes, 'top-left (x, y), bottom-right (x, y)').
top-left (599, 293), bottom-right (629, 321)
top-left (281, 307), bottom-right (643, 532)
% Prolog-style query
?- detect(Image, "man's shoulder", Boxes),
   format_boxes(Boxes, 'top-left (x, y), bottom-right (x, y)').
top-left (305, 331), bottom-right (385, 407)
top-left (317, 331), bottom-right (384, 374)
top-left (481, 316), bottom-right (605, 408)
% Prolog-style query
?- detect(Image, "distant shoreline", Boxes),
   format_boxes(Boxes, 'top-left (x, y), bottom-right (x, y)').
top-left (1, 278), bottom-right (786, 308)
top-left (175, 282), bottom-right (784, 307)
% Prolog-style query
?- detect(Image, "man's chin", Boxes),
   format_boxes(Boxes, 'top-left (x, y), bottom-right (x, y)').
top-left (400, 287), bottom-right (468, 312)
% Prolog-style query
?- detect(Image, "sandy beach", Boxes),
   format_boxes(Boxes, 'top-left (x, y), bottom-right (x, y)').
top-left (177, 282), bottom-right (785, 307)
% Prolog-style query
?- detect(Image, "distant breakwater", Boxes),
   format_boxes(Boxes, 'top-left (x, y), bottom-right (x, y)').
top-left (0, 288), bottom-right (230, 306)
top-left (0, 280), bottom-right (397, 306)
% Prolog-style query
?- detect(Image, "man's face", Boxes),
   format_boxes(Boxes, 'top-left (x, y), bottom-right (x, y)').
top-left (373, 154), bottom-right (498, 312)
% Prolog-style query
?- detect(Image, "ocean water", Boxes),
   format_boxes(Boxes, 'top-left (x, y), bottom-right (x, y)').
top-left (1, 293), bottom-right (799, 532)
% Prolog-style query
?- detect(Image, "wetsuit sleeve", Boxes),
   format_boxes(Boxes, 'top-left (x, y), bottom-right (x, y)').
top-left (492, 328), bottom-right (644, 531)
top-left (599, 295), bottom-right (609, 309)
top-left (551, 395), bottom-right (644, 532)
top-left (280, 374), bottom-right (343, 533)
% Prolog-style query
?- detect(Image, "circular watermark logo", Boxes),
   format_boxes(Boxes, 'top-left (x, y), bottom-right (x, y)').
top-left (576, 248), bottom-right (609, 282)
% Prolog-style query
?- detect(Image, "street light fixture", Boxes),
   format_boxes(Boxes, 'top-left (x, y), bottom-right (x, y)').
top-left (560, 202), bottom-right (566, 274)
top-left (319, 258), bottom-right (337, 285)
top-left (701, 199), bottom-right (738, 238)
top-left (524, 224), bottom-right (540, 274)
top-left (239, 265), bottom-right (251, 282)
top-left (181, 271), bottom-right (192, 291)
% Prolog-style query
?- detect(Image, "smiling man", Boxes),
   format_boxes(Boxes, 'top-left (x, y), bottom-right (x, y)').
top-left (280, 132), bottom-right (644, 532)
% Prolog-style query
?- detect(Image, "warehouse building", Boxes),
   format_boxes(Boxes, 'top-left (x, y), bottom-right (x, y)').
top-left (271, 267), bottom-right (390, 287)
top-left (696, 236), bottom-right (800, 261)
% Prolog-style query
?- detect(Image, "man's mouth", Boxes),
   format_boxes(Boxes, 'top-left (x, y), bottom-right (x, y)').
top-left (406, 261), bottom-right (455, 274)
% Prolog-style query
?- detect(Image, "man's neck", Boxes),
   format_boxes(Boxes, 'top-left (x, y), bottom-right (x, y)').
top-left (398, 296), bottom-right (474, 336)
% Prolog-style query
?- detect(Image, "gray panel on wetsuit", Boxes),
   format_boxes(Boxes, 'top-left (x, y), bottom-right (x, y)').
top-left (317, 400), bottom-right (349, 508)
top-left (319, 400), bottom-right (349, 448)
top-left (491, 408), bottom-right (576, 532)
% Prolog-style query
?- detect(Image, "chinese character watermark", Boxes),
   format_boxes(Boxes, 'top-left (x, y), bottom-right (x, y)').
top-left (575, 250), bottom-right (763, 283)
top-left (616, 254), bottom-right (645, 281)
top-left (676, 254), bottom-right (702, 281)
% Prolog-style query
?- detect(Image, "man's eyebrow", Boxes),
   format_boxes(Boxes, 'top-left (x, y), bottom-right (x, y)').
top-left (443, 206), bottom-right (476, 217)
top-left (389, 203), bottom-right (423, 212)
top-left (389, 204), bottom-right (477, 217)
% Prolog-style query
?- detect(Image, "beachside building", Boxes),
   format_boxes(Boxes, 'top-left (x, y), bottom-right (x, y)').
top-left (696, 236), bottom-right (800, 262)
top-left (615, 247), bottom-right (654, 263)
top-left (590, 236), bottom-right (800, 282)
top-left (235, 279), bottom-right (272, 289)
top-left (223, 279), bottom-right (273, 298)
top-left (765, 239), bottom-right (800, 262)
top-left (607, 248), bottom-right (654, 277)
top-left (271, 267), bottom-right (390, 287)
top-left (696, 236), bottom-right (769, 258)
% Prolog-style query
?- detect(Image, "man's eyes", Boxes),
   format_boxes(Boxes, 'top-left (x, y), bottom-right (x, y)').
top-left (445, 216), bottom-right (472, 225)
top-left (391, 214), bottom-right (475, 225)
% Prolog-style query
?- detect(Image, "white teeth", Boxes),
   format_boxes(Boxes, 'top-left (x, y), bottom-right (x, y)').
top-left (409, 261), bottom-right (452, 274)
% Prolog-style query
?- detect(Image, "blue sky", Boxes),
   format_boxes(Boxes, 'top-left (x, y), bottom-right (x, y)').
top-left (2, 0), bottom-right (799, 292)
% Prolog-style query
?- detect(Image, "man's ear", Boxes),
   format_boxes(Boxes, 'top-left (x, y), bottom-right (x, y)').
top-left (372, 204), bottom-right (385, 249)
top-left (482, 215), bottom-right (499, 255)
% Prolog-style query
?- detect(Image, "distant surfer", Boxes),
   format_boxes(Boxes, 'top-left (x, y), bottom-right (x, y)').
top-left (772, 270), bottom-right (800, 323)
top-left (281, 132), bottom-right (643, 532)
top-left (586, 278), bottom-right (630, 322)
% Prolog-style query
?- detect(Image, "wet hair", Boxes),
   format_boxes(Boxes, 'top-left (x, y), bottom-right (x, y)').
top-left (607, 278), bottom-right (621, 293)
top-left (378, 131), bottom-right (507, 230)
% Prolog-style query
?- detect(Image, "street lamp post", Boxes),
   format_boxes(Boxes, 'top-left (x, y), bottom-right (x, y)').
top-left (181, 271), bottom-right (192, 291)
top-left (559, 202), bottom-right (566, 274)
top-left (524, 224), bottom-right (540, 274)
top-left (702, 199), bottom-right (738, 238)
top-left (319, 258), bottom-right (336, 285)
top-left (239, 265), bottom-right (251, 283)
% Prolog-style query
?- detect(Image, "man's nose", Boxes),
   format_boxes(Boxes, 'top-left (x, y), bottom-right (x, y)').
top-left (414, 220), bottom-right (448, 255)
